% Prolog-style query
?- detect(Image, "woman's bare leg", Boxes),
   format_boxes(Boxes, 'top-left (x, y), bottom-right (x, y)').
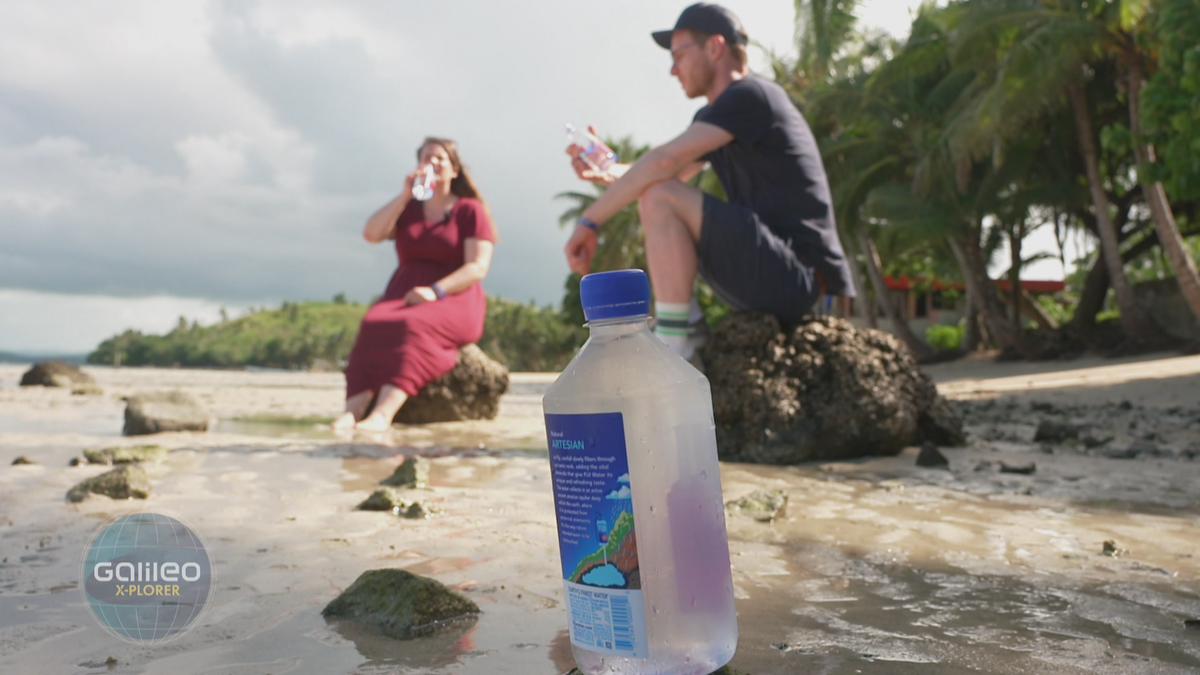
top-left (332, 389), bottom-right (374, 432)
top-left (355, 385), bottom-right (409, 431)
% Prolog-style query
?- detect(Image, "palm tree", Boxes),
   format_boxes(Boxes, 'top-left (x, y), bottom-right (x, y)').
top-left (840, 6), bottom-right (1038, 356)
top-left (945, 0), bottom-right (1173, 345)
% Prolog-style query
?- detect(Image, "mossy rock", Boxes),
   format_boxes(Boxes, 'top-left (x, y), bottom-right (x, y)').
top-left (124, 390), bottom-right (210, 435)
top-left (379, 456), bottom-right (430, 488)
top-left (66, 465), bottom-right (151, 502)
top-left (357, 488), bottom-right (441, 518)
top-left (725, 488), bottom-right (788, 522)
top-left (20, 360), bottom-right (95, 388)
top-left (322, 568), bottom-right (479, 639)
top-left (83, 445), bottom-right (167, 465)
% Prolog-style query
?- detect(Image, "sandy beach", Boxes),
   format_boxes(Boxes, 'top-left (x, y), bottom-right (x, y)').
top-left (2, 353), bottom-right (1200, 674)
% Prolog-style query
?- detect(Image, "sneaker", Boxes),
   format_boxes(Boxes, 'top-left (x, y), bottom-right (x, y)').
top-left (686, 319), bottom-right (710, 374)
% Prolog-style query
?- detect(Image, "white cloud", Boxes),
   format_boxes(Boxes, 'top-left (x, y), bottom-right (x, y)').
top-left (606, 486), bottom-right (632, 500)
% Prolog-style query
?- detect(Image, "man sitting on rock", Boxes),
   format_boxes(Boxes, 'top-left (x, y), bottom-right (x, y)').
top-left (564, 2), bottom-right (855, 361)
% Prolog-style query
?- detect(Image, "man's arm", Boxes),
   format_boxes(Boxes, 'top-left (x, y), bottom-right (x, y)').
top-left (580, 122), bottom-right (732, 225)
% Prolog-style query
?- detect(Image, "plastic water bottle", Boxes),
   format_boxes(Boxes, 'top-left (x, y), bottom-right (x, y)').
top-left (565, 123), bottom-right (617, 172)
top-left (411, 164), bottom-right (436, 201)
top-left (542, 270), bottom-right (738, 675)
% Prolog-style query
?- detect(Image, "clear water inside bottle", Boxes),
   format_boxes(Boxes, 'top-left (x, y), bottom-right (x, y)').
top-left (566, 123), bottom-right (617, 173)
top-left (543, 317), bottom-right (738, 675)
top-left (411, 165), bottom-right (436, 201)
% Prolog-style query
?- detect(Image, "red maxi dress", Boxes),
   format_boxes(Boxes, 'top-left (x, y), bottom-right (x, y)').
top-left (344, 197), bottom-right (496, 398)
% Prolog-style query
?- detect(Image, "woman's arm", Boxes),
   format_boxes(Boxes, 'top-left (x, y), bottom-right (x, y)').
top-left (363, 191), bottom-right (410, 243)
top-left (364, 170), bottom-right (420, 243)
top-left (403, 237), bottom-right (495, 305)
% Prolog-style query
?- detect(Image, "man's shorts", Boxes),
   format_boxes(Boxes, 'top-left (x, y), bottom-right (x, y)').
top-left (696, 194), bottom-right (820, 324)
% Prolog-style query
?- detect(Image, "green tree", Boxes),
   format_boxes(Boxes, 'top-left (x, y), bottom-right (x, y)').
top-left (945, 0), bottom-right (1174, 345)
top-left (1130, 0), bottom-right (1200, 326)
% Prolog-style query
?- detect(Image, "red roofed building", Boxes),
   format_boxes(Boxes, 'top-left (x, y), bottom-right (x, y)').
top-left (834, 276), bottom-right (1066, 341)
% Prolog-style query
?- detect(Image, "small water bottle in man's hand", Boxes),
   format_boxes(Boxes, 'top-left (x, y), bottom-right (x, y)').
top-left (565, 123), bottom-right (617, 172)
top-left (411, 164), bottom-right (436, 201)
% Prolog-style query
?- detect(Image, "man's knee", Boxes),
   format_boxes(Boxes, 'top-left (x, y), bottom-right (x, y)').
top-left (637, 180), bottom-right (678, 221)
top-left (637, 180), bottom-right (702, 232)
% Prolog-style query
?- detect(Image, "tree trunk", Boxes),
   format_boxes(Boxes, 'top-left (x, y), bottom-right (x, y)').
top-left (1069, 221), bottom-right (1175, 331)
top-left (947, 232), bottom-right (1035, 357)
top-left (962, 295), bottom-right (982, 352)
top-left (846, 233), bottom-right (877, 328)
top-left (1127, 62), bottom-right (1200, 325)
top-left (1009, 220), bottom-right (1023, 331)
top-left (1067, 78), bottom-right (1167, 343)
top-left (856, 226), bottom-right (932, 359)
top-left (1070, 255), bottom-right (1109, 332)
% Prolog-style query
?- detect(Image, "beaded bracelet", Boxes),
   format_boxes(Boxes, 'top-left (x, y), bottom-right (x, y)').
top-left (578, 217), bottom-right (600, 232)
top-left (431, 282), bottom-right (447, 300)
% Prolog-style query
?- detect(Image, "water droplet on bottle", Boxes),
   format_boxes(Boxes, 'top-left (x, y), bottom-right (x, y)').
top-left (649, 505), bottom-right (656, 513)
top-left (652, 605), bottom-right (660, 614)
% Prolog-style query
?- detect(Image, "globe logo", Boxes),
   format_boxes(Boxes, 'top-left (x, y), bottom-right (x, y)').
top-left (80, 512), bottom-right (213, 643)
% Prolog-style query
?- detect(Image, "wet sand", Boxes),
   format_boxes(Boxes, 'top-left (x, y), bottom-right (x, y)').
top-left (1, 354), bottom-right (1199, 674)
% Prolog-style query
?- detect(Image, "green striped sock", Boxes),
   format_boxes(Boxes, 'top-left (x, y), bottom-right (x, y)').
top-left (655, 301), bottom-right (692, 357)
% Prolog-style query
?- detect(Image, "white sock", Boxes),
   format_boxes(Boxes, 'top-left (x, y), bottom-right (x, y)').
top-left (688, 297), bottom-right (705, 324)
top-left (655, 301), bottom-right (693, 359)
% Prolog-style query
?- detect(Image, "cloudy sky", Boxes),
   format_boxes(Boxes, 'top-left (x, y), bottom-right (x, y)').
top-left (1, 0), bottom-right (1004, 354)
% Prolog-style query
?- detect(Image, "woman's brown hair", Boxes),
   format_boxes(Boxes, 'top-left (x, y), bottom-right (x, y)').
top-left (418, 137), bottom-right (494, 227)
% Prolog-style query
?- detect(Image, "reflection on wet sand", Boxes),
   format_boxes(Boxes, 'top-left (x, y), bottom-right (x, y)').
top-left (326, 617), bottom-right (479, 670)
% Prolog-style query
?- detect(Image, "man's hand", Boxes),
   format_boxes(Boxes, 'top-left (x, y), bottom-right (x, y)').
top-left (404, 286), bottom-right (438, 306)
top-left (566, 125), bottom-right (619, 185)
top-left (564, 224), bottom-right (598, 276)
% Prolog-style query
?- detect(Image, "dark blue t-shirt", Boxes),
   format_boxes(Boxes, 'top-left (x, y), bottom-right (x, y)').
top-left (694, 76), bottom-right (854, 296)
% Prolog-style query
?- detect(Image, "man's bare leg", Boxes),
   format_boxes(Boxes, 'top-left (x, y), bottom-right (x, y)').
top-left (637, 180), bottom-right (705, 302)
top-left (332, 389), bottom-right (374, 432)
top-left (638, 180), bottom-right (707, 359)
top-left (355, 385), bottom-right (409, 431)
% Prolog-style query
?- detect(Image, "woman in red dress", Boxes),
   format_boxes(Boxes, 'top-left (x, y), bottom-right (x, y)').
top-left (333, 137), bottom-right (497, 432)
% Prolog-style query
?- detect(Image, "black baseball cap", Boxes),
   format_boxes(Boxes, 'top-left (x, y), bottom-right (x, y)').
top-left (652, 3), bottom-right (749, 49)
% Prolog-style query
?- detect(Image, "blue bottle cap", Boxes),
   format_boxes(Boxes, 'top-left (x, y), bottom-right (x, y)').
top-left (580, 270), bottom-right (651, 321)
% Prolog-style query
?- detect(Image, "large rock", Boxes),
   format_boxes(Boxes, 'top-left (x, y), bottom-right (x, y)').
top-left (703, 314), bottom-right (965, 464)
top-left (66, 465), bottom-right (152, 502)
top-left (322, 568), bottom-right (479, 639)
top-left (20, 360), bottom-right (96, 389)
top-left (124, 391), bottom-right (211, 435)
top-left (393, 344), bottom-right (509, 424)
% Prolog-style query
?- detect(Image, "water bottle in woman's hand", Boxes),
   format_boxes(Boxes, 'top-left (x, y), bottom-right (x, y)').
top-left (411, 164), bottom-right (436, 201)
top-left (566, 123), bottom-right (617, 172)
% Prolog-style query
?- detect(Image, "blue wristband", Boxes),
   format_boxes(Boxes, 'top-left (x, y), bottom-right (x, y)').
top-left (578, 217), bottom-right (600, 232)
top-left (431, 282), bottom-right (447, 299)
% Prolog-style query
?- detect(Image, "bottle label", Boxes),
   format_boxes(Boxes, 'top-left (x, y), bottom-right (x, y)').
top-left (545, 412), bottom-right (647, 659)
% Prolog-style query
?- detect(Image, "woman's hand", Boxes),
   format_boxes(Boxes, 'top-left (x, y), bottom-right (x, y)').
top-left (404, 286), bottom-right (439, 306)
top-left (402, 168), bottom-right (422, 196)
